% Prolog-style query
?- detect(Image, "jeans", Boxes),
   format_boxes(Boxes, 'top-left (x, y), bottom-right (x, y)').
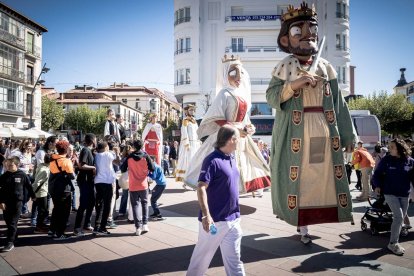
top-left (36, 196), bottom-right (48, 228)
top-left (384, 194), bottom-right (409, 244)
top-left (3, 201), bottom-right (22, 243)
top-left (119, 189), bottom-right (129, 214)
top-left (74, 181), bottom-right (95, 229)
top-left (151, 185), bottom-right (166, 215)
top-left (345, 164), bottom-right (352, 184)
top-left (130, 190), bottom-right (148, 228)
top-left (30, 200), bottom-right (38, 225)
top-left (94, 183), bottom-right (113, 231)
top-left (50, 193), bottom-right (72, 236)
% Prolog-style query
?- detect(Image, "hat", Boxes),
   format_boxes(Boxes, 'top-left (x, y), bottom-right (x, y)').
top-left (184, 104), bottom-right (196, 111)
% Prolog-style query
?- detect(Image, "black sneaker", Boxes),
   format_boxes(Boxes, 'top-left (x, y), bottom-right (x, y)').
top-left (94, 229), bottom-right (111, 236)
top-left (1, 242), bottom-right (14, 252)
top-left (150, 214), bottom-right (165, 221)
top-left (53, 234), bottom-right (71, 241)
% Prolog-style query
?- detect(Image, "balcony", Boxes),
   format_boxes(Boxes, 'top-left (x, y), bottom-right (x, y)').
top-left (174, 17), bottom-right (191, 26)
top-left (336, 45), bottom-right (350, 53)
top-left (336, 12), bottom-right (349, 20)
top-left (226, 45), bottom-right (279, 53)
top-left (175, 80), bottom-right (191, 86)
top-left (0, 100), bottom-right (24, 115)
top-left (175, 48), bottom-right (192, 55)
top-left (250, 78), bottom-right (271, 86)
top-left (26, 44), bottom-right (41, 59)
top-left (0, 29), bottom-right (25, 50)
top-left (0, 64), bottom-right (25, 83)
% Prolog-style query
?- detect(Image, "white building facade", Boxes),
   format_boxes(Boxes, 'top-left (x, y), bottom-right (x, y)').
top-left (174, 0), bottom-right (350, 119)
top-left (0, 3), bottom-right (47, 129)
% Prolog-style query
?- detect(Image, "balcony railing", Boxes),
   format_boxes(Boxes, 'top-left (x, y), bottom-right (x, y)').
top-left (0, 100), bottom-right (24, 115)
top-left (26, 44), bottom-right (41, 58)
top-left (250, 78), bottom-right (271, 85)
top-left (225, 15), bottom-right (280, 22)
top-left (175, 80), bottom-right (191, 86)
top-left (175, 48), bottom-right (192, 55)
top-left (225, 46), bottom-right (279, 53)
top-left (0, 64), bottom-right (25, 83)
top-left (0, 28), bottom-right (25, 50)
top-left (336, 12), bottom-right (349, 20)
top-left (174, 17), bottom-right (191, 26)
top-left (336, 45), bottom-right (350, 52)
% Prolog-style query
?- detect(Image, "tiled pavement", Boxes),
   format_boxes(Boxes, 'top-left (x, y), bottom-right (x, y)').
top-left (1, 175), bottom-right (413, 276)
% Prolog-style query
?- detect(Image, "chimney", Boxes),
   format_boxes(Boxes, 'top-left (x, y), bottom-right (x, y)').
top-left (350, 65), bottom-right (356, 95)
top-left (121, 83), bottom-right (124, 88)
top-left (113, 82), bottom-right (116, 88)
top-left (83, 85), bottom-right (87, 92)
top-left (396, 68), bottom-right (408, 87)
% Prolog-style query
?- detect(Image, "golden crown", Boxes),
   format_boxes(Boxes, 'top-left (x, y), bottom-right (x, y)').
top-left (222, 54), bottom-right (241, 63)
top-left (281, 2), bottom-right (317, 22)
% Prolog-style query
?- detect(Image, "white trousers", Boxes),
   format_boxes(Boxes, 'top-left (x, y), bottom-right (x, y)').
top-left (187, 218), bottom-right (245, 276)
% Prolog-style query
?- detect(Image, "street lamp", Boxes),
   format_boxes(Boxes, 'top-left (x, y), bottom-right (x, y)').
top-left (28, 63), bottom-right (50, 129)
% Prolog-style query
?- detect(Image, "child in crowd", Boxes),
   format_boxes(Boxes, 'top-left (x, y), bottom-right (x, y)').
top-left (32, 154), bottom-right (51, 233)
top-left (148, 156), bottom-right (167, 220)
top-left (0, 156), bottom-right (35, 252)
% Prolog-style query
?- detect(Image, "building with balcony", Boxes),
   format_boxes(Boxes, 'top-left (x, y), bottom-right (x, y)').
top-left (394, 68), bottom-right (414, 104)
top-left (174, 0), bottom-right (350, 119)
top-left (0, 2), bottom-right (47, 128)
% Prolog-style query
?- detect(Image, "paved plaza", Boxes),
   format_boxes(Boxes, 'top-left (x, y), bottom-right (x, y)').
top-left (1, 174), bottom-right (413, 276)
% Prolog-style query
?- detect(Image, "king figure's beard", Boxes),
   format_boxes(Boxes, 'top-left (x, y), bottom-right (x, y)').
top-left (288, 41), bottom-right (318, 57)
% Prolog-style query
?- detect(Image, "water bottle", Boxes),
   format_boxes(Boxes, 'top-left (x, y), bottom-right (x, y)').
top-left (209, 223), bottom-right (217, 235)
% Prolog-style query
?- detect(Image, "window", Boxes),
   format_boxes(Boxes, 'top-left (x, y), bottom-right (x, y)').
top-left (336, 66), bottom-right (342, 83)
top-left (185, 69), bottom-right (191, 84)
top-left (122, 98), bottom-right (127, 104)
top-left (135, 99), bottom-right (140, 109)
top-left (342, 34), bottom-right (347, 51)
top-left (342, 67), bottom-right (346, 84)
top-left (175, 7), bottom-right (191, 25)
top-left (7, 88), bottom-right (16, 110)
top-left (231, 37), bottom-right (243, 52)
top-left (180, 38), bottom-right (184, 53)
top-left (336, 34), bottom-right (341, 49)
top-left (250, 103), bottom-right (272, 116)
top-left (26, 65), bottom-right (34, 85)
top-left (27, 32), bottom-right (34, 54)
top-left (185, 37), bottom-right (191, 52)
top-left (26, 93), bottom-right (32, 115)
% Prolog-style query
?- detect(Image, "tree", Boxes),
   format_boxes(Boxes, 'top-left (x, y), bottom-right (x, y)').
top-left (163, 119), bottom-right (178, 141)
top-left (65, 105), bottom-right (107, 135)
top-left (41, 96), bottom-right (65, 131)
top-left (348, 91), bottom-right (414, 135)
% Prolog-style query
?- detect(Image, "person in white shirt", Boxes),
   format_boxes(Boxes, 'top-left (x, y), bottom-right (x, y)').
top-left (93, 141), bottom-right (120, 235)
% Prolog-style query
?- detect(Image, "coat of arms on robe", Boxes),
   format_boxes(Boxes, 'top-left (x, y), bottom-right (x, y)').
top-left (338, 193), bottom-right (348, 208)
top-left (288, 195), bottom-right (297, 210)
top-left (324, 82), bottom-right (331, 96)
top-left (331, 136), bottom-right (340, 152)
top-left (289, 166), bottom-right (299, 181)
top-left (292, 110), bottom-right (302, 125)
top-left (334, 165), bottom-right (344, 180)
top-left (325, 110), bottom-right (335, 124)
top-left (291, 138), bottom-right (301, 153)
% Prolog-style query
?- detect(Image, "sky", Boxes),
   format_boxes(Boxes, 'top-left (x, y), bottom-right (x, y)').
top-left (2, 0), bottom-right (414, 96)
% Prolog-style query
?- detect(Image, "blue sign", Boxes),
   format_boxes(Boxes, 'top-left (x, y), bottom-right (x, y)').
top-left (231, 15), bottom-right (280, 21)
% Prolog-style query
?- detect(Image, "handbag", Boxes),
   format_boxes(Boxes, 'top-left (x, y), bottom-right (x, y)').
top-left (118, 171), bottom-right (129, 189)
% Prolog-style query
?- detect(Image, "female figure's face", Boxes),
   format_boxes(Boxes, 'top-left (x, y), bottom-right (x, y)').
top-left (227, 64), bottom-right (242, 88)
top-left (388, 142), bottom-right (399, 157)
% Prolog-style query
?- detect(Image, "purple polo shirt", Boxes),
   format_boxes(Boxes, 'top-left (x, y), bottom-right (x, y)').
top-left (198, 149), bottom-right (240, 222)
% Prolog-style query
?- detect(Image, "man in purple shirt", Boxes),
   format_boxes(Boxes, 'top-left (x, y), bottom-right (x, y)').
top-left (187, 125), bottom-right (245, 276)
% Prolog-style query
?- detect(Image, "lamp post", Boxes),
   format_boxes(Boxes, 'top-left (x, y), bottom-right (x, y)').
top-left (28, 63), bottom-right (50, 129)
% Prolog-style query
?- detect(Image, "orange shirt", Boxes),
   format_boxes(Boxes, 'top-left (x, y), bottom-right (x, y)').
top-left (352, 149), bottom-right (375, 169)
top-left (50, 154), bottom-right (74, 174)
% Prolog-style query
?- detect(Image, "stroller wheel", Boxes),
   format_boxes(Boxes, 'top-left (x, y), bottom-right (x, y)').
top-left (401, 227), bottom-right (409, 237)
top-left (361, 221), bottom-right (367, 232)
top-left (370, 225), bottom-right (378, 236)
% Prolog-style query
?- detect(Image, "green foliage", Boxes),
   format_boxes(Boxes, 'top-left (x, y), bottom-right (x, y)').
top-left (41, 96), bottom-right (65, 131)
top-left (163, 119), bottom-right (178, 141)
top-left (348, 91), bottom-right (414, 135)
top-left (65, 105), bottom-right (107, 135)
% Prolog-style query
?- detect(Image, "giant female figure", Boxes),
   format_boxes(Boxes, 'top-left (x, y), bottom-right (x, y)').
top-left (184, 55), bottom-right (270, 194)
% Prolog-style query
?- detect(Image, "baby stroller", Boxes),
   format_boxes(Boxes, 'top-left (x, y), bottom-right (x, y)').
top-left (360, 194), bottom-right (409, 236)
